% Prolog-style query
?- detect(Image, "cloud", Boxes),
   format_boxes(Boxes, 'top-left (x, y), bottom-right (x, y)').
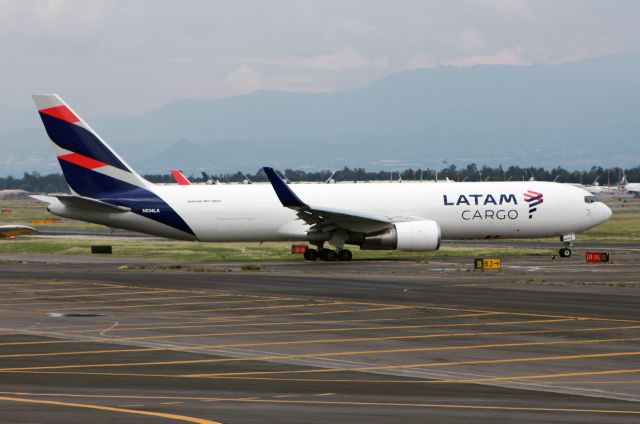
top-left (443, 47), bottom-right (530, 67)
top-left (474, 0), bottom-right (537, 20)
top-left (262, 48), bottom-right (389, 71)
top-left (405, 54), bottom-right (437, 69)
top-left (226, 65), bottom-right (263, 94)
top-left (0, 0), bottom-right (112, 42)
top-left (328, 16), bottom-right (376, 36)
top-left (2, 0), bottom-right (640, 114)
top-left (443, 29), bottom-right (489, 52)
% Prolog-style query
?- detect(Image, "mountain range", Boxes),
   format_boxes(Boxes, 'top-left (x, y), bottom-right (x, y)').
top-left (2, 53), bottom-right (640, 176)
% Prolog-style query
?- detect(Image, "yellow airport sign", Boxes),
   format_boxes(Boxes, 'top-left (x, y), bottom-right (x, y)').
top-left (474, 258), bottom-right (501, 270)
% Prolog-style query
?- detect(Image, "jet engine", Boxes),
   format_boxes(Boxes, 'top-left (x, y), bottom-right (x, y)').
top-left (359, 220), bottom-right (441, 251)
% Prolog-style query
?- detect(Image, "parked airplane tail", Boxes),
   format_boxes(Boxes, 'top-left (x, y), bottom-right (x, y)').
top-left (620, 172), bottom-right (629, 186)
top-left (170, 169), bottom-right (191, 185)
top-left (32, 94), bottom-right (151, 197)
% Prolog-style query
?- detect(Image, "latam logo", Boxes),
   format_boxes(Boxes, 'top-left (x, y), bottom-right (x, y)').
top-left (523, 190), bottom-right (543, 219)
top-left (443, 194), bottom-right (517, 206)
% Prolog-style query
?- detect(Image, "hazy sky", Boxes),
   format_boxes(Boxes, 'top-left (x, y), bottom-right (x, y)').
top-left (2, 0), bottom-right (640, 114)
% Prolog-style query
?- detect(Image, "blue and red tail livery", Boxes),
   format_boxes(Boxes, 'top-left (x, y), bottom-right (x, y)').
top-left (34, 95), bottom-right (134, 175)
top-left (32, 94), bottom-right (194, 237)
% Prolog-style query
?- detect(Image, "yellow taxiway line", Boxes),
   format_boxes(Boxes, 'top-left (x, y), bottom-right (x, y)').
top-left (5, 367), bottom-right (640, 386)
top-left (0, 317), bottom-right (576, 347)
top-left (0, 322), bottom-right (636, 360)
top-left (188, 350), bottom-right (640, 378)
top-left (57, 312), bottom-right (496, 334)
top-left (0, 337), bottom-right (638, 373)
top-left (0, 392), bottom-right (638, 416)
top-left (39, 296), bottom-right (296, 312)
top-left (0, 291), bottom-right (234, 306)
top-left (0, 306), bottom-right (412, 346)
top-left (0, 395), bottom-right (222, 423)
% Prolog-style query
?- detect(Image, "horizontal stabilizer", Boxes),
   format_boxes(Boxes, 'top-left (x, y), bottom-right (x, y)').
top-left (31, 194), bottom-right (130, 213)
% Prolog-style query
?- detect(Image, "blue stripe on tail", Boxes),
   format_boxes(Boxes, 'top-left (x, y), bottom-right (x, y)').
top-left (60, 161), bottom-right (194, 236)
top-left (40, 113), bottom-right (129, 171)
top-left (59, 160), bottom-right (132, 196)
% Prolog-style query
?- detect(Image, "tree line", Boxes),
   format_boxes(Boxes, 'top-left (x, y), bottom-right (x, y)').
top-left (126, 164), bottom-right (640, 186)
top-left (1, 164), bottom-right (638, 193)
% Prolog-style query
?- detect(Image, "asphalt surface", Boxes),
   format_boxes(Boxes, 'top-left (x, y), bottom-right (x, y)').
top-left (0, 251), bottom-right (639, 423)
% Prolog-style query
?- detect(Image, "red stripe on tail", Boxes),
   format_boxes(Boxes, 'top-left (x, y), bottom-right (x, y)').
top-left (39, 105), bottom-right (80, 123)
top-left (58, 153), bottom-right (108, 170)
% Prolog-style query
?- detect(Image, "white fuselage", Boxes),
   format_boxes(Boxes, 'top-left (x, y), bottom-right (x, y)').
top-left (623, 183), bottom-right (640, 194)
top-left (50, 180), bottom-right (612, 244)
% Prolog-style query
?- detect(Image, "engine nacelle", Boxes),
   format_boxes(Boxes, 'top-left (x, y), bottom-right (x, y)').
top-left (360, 220), bottom-right (441, 251)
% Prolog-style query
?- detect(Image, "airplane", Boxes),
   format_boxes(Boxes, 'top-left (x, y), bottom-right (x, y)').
top-left (581, 176), bottom-right (619, 195)
top-left (30, 94), bottom-right (612, 261)
top-left (0, 225), bottom-right (37, 238)
top-left (324, 170), bottom-right (337, 184)
top-left (620, 173), bottom-right (640, 194)
top-left (201, 171), bottom-right (218, 185)
top-left (238, 171), bottom-right (252, 184)
top-left (170, 169), bottom-right (191, 185)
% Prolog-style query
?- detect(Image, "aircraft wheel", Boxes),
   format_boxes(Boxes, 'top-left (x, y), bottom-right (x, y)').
top-left (304, 248), bottom-right (319, 261)
top-left (338, 249), bottom-right (352, 261)
top-left (559, 247), bottom-right (572, 258)
top-left (320, 249), bottom-right (337, 261)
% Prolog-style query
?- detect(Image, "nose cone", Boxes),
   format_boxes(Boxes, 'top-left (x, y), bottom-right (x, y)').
top-left (597, 203), bottom-right (613, 224)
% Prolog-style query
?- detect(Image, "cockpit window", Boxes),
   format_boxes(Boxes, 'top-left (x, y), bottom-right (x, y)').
top-left (584, 195), bottom-right (598, 204)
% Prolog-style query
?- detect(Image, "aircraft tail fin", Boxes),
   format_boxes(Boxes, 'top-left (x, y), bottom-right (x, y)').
top-left (32, 94), bottom-right (151, 198)
top-left (620, 171), bottom-right (629, 186)
top-left (170, 169), bottom-right (191, 185)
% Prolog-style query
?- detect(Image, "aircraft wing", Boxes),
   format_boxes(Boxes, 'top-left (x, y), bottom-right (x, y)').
top-left (31, 194), bottom-right (130, 213)
top-left (0, 225), bottom-right (38, 237)
top-left (263, 167), bottom-right (393, 234)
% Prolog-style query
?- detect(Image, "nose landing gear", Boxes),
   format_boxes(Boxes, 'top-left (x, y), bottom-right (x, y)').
top-left (559, 247), bottom-right (572, 258)
top-left (558, 233), bottom-right (575, 258)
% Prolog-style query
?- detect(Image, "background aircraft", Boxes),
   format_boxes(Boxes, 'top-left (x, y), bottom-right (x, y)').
top-left (620, 173), bottom-right (640, 194)
top-left (201, 171), bottom-right (218, 185)
top-left (0, 225), bottom-right (37, 238)
top-left (170, 169), bottom-right (191, 185)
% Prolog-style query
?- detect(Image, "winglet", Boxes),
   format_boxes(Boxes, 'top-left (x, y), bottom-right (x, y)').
top-left (263, 167), bottom-right (306, 208)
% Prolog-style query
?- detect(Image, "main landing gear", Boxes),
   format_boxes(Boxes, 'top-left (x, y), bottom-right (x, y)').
top-left (304, 247), bottom-right (352, 261)
top-left (558, 233), bottom-right (575, 258)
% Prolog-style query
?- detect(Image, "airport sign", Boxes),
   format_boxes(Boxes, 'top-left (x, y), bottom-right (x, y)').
top-left (585, 251), bottom-right (609, 263)
top-left (474, 258), bottom-right (501, 270)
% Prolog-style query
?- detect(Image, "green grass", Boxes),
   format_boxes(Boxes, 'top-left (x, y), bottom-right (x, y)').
top-left (0, 238), bottom-right (556, 262)
top-left (579, 213), bottom-right (640, 242)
